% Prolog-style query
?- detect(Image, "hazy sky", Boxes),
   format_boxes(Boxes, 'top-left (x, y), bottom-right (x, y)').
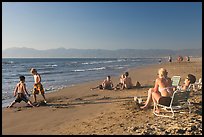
top-left (2, 2), bottom-right (202, 50)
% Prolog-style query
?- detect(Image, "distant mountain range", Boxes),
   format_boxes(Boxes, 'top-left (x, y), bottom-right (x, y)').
top-left (2, 47), bottom-right (202, 58)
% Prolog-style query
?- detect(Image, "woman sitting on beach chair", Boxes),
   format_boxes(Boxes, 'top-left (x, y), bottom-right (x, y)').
top-left (140, 68), bottom-right (173, 110)
top-left (91, 76), bottom-right (114, 90)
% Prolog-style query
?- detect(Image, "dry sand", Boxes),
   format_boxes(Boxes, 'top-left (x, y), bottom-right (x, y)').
top-left (2, 58), bottom-right (202, 135)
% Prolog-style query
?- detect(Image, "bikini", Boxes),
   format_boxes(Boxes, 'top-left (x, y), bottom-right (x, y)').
top-left (158, 87), bottom-right (173, 106)
top-left (158, 87), bottom-right (172, 93)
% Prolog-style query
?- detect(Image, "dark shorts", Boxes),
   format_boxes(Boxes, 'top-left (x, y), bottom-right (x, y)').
top-left (104, 85), bottom-right (113, 90)
top-left (15, 93), bottom-right (29, 103)
top-left (158, 96), bottom-right (172, 106)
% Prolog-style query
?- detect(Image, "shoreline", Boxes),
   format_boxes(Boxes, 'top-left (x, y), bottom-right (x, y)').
top-left (2, 58), bottom-right (161, 108)
top-left (2, 57), bottom-right (201, 108)
top-left (2, 57), bottom-right (162, 108)
top-left (2, 58), bottom-right (202, 135)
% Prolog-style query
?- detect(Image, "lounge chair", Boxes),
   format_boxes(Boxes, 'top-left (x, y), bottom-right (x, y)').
top-left (193, 78), bottom-right (202, 91)
top-left (153, 84), bottom-right (193, 118)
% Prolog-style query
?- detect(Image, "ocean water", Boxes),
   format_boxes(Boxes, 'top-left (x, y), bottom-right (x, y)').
top-left (2, 58), bottom-right (162, 107)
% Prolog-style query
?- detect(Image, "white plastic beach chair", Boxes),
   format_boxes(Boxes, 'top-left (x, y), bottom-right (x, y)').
top-left (153, 84), bottom-right (193, 118)
top-left (192, 78), bottom-right (202, 91)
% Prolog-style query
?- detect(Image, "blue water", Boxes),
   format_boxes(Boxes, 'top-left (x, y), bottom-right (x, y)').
top-left (2, 57), bottom-right (163, 107)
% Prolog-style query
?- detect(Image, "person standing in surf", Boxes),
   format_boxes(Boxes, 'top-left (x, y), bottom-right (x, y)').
top-left (30, 68), bottom-right (47, 104)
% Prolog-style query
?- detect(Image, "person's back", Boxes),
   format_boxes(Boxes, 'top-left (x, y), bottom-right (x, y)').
top-left (123, 72), bottom-right (133, 89)
top-left (156, 77), bottom-right (173, 97)
top-left (8, 75), bottom-right (34, 108)
top-left (16, 82), bottom-right (27, 95)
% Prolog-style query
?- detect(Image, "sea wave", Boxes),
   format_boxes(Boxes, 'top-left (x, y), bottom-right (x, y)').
top-left (44, 64), bottom-right (58, 67)
top-left (40, 71), bottom-right (64, 75)
top-left (2, 61), bottom-right (14, 64)
top-left (71, 69), bottom-right (86, 72)
top-left (87, 67), bottom-right (106, 71)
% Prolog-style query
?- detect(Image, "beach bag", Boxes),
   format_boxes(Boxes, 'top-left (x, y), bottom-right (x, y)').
top-left (135, 81), bottom-right (141, 88)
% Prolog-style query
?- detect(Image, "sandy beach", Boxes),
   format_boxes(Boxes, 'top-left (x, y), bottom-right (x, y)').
top-left (2, 58), bottom-right (202, 135)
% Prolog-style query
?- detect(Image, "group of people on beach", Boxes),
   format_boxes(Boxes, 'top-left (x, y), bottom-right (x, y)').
top-left (8, 68), bottom-right (47, 108)
top-left (91, 71), bottom-right (135, 91)
top-left (8, 66), bottom-right (196, 114)
top-left (168, 55), bottom-right (190, 62)
top-left (140, 68), bottom-right (196, 113)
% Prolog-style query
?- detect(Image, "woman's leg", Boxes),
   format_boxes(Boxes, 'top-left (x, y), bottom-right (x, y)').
top-left (152, 92), bottom-right (161, 113)
top-left (140, 88), bottom-right (154, 109)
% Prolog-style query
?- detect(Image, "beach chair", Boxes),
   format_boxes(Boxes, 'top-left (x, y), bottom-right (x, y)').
top-left (153, 84), bottom-right (193, 118)
top-left (171, 76), bottom-right (181, 89)
top-left (192, 78), bottom-right (202, 91)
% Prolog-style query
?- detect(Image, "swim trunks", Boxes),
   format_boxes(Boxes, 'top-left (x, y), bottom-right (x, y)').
top-left (33, 83), bottom-right (45, 94)
top-left (15, 93), bottom-right (29, 103)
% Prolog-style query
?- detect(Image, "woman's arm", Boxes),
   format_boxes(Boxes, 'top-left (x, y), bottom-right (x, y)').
top-left (153, 79), bottom-right (159, 92)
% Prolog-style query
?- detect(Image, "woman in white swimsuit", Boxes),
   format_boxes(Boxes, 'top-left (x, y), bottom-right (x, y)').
top-left (140, 68), bottom-right (173, 110)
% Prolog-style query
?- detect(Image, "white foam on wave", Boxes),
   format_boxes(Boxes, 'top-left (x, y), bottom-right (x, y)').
top-left (82, 62), bottom-right (89, 65)
top-left (72, 69), bottom-right (86, 72)
top-left (87, 67), bottom-right (106, 71)
top-left (2, 61), bottom-right (14, 64)
top-left (45, 64), bottom-right (58, 67)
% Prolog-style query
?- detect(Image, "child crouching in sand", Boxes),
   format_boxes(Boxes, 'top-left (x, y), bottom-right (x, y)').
top-left (8, 76), bottom-right (35, 108)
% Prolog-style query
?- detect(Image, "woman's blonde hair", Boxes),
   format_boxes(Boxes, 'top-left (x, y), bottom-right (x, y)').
top-left (158, 68), bottom-right (168, 78)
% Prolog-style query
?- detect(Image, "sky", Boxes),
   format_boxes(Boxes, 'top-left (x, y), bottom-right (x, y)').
top-left (2, 2), bottom-right (202, 50)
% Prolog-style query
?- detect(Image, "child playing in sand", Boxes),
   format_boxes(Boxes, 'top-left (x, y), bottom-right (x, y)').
top-left (8, 75), bottom-right (35, 108)
top-left (30, 68), bottom-right (47, 104)
top-left (91, 76), bottom-right (114, 90)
